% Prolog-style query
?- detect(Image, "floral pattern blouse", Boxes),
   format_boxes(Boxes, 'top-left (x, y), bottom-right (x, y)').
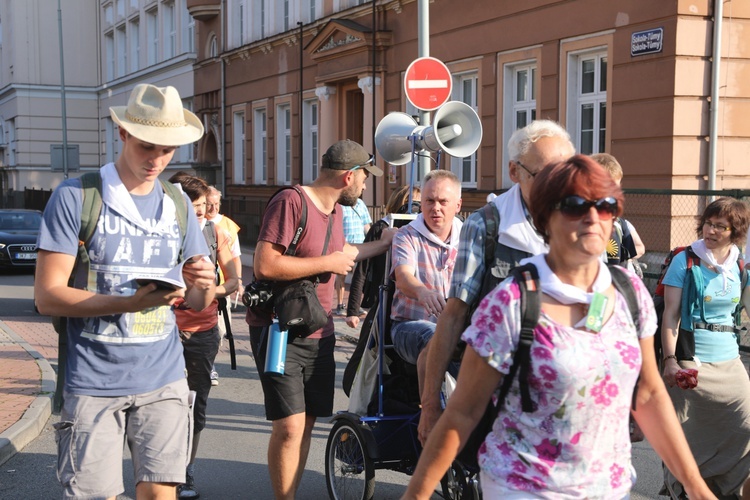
top-left (462, 268), bottom-right (657, 498)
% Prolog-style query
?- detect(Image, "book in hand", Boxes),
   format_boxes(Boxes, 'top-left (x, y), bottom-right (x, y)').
top-left (134, 258), bottom-right (192, 290)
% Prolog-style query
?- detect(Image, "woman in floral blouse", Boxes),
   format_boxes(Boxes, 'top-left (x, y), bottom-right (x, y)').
top-left (403, 155), bottom-right (714, 499)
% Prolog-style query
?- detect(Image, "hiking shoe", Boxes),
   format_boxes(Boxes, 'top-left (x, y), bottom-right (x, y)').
top-left (210, 369), bottom-right (219, 387)
top-left (178, 468), bottom-right (200, 499)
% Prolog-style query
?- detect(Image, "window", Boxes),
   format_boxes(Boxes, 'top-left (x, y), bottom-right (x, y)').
top-left (254, 108), bottom-right (267, 184)
top-left (146, 8), bottom-right (158, 65)
top-left (513, 65), bottom-right (536, 130)
top-left (450, 72), bottom-right (478, 187)
top-left (570, 52), bottom-right (607, 154)
top-left (129, 18), bottom-right (140, 72)
top-left (183, 4), bottom-right (195, 53)
top-left (116, 25), bottom-right (127, 77)
top-left (105, 32), bottom-right (115, 81)
top-left (283, 0), bottom-right (290, 31)
top-left (303, 99), bottom-right (318, 183)
top-left (163, 1), bottom-right (176, 59)
top-left (260, 0), bottom-right (266, 39)
top-left (105, 118), bottom-right (120, 164)
top-left (309, 0), bottom-right (316, 21)
top-left (178, 100), bottom-right (195, 163)
top-left (7, 118), bottom-right (15, 166)
top-left (277, 104), bottom-right (292, 185)
top-left (233, 111), bottom-right (246, 184)
top-left (502, 61), bottom-right (537, 187)
top-left (104, 3), bottom-right (113, 25)
top-left (236, 0), bottom-right (246, 46)
top-left (115, 0), bottom-right (124, 18)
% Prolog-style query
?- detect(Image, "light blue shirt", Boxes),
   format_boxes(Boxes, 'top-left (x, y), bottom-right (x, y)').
top-left (662, 251), bottom-right (745, 362)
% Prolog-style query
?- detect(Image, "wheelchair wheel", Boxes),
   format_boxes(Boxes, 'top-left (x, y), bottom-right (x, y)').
top-left (440, 460), bottom-right (478, 500)
top-left (325, 420), bottom-right (375, 500)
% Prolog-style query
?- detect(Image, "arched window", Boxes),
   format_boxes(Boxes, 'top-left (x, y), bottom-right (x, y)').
top-left (208, 34), bottom-right (218, 58)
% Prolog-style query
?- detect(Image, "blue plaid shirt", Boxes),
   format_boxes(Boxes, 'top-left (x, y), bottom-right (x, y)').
top-left (341, 199), bottom-right (372, 245)
top-left (448, 210), bottom-right (490, 306)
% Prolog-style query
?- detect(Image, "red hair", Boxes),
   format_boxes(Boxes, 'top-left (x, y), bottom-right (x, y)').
top-left (530, 154), bottom-right (624, 243)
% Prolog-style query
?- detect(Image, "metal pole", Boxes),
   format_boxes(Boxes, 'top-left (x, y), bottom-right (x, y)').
top-left (417, 0), bottom-right (430, 180)
top-left (371, 0), bottom-right (377, 203)
top-left (298, 22), bottom-right (303, 184)
top-left (57, 0), bottom-right (69, 180)
top-left (708, 0), bottom-right (723, 193)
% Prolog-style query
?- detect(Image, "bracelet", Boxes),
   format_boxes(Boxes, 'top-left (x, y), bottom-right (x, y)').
top-left (663, 354), bottom-right (678, 363)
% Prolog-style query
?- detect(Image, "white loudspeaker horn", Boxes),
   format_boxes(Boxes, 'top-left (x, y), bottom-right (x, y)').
top-left (374, 101), bottom-right (483, 165)
top-left (374, 112), bottom-right (419, 165)
top-left (423, 101), bottom-right (483, 158)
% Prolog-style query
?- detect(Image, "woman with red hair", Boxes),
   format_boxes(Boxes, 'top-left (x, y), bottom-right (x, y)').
top-left (404, 155), bottom-right (714, 499)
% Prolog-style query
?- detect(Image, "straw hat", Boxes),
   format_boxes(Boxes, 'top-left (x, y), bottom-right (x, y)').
top-left (109, 84), bottom-right (204, 146)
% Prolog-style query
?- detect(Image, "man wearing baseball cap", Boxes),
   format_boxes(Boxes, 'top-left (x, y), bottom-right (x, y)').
top-left (35, 83), bottom-right (216, 499)
top-left (247, 139), bottom-right (390, 499)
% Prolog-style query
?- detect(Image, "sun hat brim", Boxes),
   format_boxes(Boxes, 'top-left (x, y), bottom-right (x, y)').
top-left (110, 106), bottom-right (204, 147)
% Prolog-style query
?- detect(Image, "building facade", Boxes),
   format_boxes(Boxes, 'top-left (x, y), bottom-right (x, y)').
top-left (0, 0), bottom-right (203, 207)
top-left (188, 0), bottom-right (750, 249)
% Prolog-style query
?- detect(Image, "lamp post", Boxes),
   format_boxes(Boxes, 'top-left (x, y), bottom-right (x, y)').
top-left (57, 0), bottom-right (69, 179)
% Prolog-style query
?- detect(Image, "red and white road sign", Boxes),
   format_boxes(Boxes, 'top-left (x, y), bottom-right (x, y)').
top-left (404, 57), bottom-right (452, 111)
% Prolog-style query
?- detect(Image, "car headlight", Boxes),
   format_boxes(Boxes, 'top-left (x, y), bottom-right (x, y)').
top-left (0, 244), bottom-right (5, 249)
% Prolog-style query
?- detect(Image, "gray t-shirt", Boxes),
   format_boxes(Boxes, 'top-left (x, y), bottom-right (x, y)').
top-left (38, 176), bottom-right (208, 396)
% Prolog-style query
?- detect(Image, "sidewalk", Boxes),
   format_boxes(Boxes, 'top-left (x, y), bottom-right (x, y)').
top-left (0, 317), bottom-right (56, 466)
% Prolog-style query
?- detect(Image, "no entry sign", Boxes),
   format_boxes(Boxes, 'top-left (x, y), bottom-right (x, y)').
top-left (404, 57), bottom-right (452, 111)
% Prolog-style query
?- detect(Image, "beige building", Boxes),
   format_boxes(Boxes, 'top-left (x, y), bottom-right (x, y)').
top-left (188, 0), bottom-right (750, 249)
top-left (0, 0), bottom-right (202, 206)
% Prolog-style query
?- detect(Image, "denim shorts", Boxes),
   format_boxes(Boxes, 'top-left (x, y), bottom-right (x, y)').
top-left (390, 319), bottom-right (437, 365)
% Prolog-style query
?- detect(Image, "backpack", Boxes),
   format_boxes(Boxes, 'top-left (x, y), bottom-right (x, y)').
top-left (651, 245), bottom-right (747, 364)
top-left (51, 172), bottom-right (189, 413)
top-left (457, 261), bottom-right (641, 468)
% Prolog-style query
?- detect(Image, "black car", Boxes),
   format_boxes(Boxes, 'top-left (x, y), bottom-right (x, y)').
top-left (0, 209), bottom-right (42, 271)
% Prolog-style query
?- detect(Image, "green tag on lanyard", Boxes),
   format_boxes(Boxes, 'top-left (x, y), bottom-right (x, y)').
top-left (585, 292), bottom-right (608, 332)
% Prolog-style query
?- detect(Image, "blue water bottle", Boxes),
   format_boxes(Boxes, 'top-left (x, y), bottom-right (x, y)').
top-left (264, 319), bottom-right (288, 376)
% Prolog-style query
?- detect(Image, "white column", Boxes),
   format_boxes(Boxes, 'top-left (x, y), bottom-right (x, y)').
top-left (357, 76), bottom-right (381, 156)
top-left (315, 85), bottom-right (337, 154)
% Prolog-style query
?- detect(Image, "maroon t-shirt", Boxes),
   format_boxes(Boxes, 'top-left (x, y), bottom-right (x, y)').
top-left (246, 186), bottom-right (344, 338)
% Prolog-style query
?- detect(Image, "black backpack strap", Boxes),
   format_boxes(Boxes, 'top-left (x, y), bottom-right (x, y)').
top-left (284, 186), bottom-right (308, 257)
top-left (610, 265), bottom-right (640, 332)
top-left (609, 265), bottom-right (642, 411)
top-left (497, 263), bottom-right (540, 413)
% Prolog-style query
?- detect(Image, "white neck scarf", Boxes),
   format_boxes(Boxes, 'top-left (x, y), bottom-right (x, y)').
top-left (689, 239), bottom-right (740, 290)
top-left (408, 213), bottom-right (462, 250)
top-left (100, 162), bottom-right (178, 236)
top-left (493, 184), bottom-right (547, 256)
top-left (519, 253), bottom-right (612, 305)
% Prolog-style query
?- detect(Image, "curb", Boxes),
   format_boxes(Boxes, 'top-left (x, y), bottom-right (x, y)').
top-left (0, 320), bottom-right (55, 466)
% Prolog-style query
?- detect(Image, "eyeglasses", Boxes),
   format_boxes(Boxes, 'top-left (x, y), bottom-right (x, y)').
top-left (515, 160), bottom-right (537, 178)
top-left (349, 154), bottom-right (375, 172)
top-left (206, 203), bottom-right (220, 210)
top-left (554, 195), bottom-right (618, 220)
top-left (704, 221), bottom-right (731, 233)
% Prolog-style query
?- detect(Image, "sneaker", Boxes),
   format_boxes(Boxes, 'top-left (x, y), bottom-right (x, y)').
top-left (178, 467), bottom-right (200, 499)
top-left (210, 369), bottom-right (219, 387)
top-left (336, 303), bottom-right (346, 315)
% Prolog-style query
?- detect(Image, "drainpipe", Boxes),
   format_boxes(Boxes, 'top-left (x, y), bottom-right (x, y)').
top-left (220, 0), bottom-right (226, 193)
top-left (708, 0), bottom-right (723, 192)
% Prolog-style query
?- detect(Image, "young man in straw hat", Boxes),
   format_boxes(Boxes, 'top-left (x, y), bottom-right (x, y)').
top-left (35, 83), bottom-right (216, 500)
top-left (247, 139), bottom-right (394, 499)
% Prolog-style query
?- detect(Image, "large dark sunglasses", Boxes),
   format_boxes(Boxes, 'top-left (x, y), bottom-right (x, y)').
top-left (555, 195), bottom-right (618, 219)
